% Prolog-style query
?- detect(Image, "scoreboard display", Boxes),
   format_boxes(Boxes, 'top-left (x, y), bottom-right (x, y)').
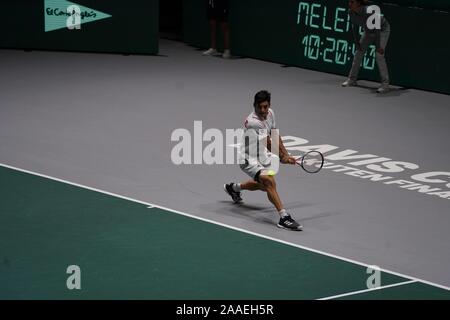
top-left (0, 0), bottom-right (159, 55)
top-left (297, 2), bottom-right (377, 72)
top-left (184, 0), bottom-right (450, 95)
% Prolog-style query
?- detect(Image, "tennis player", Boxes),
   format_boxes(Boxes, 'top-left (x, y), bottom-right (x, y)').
top-left (224, 90), bottom-right (303, 231)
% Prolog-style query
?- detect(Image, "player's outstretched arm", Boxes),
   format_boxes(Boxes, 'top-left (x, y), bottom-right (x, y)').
top-left (279, 136), bottom-right (296, 164)
top-left (265, 131), bottom-right (296, 165)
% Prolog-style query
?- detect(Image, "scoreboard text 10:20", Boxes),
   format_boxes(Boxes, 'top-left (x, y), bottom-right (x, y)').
top-left (297, 1), bottom-right (377, 70)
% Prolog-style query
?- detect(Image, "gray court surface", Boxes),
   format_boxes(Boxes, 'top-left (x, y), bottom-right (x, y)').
top-left (1, 39), bottom-right (449, 288)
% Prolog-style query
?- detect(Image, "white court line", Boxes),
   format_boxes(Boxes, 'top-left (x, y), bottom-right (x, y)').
top-left (1, 162), bottom-right (449, 292)
top-left (317, 280), bottom-right (417, 300)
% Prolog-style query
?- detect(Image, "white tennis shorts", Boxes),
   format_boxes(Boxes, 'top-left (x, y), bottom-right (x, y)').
top-left (239, 158), bottom-right (276, 182)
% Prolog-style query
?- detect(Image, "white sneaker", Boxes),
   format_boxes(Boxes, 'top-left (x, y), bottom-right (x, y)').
top-left (202, 48), bottom-right (218, 56)
top-left (222, 49), bottom-right (231, 59)
top-left (377, 85), bottom-right (390, 94)
top-left (342, 79), bottom-right (358, 87)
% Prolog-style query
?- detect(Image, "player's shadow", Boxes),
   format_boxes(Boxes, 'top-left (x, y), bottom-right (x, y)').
top-left (211, 54), bottom-right (245, 60)
top-left (192, 47), bottom-right (246, 60)
top-left (356, 84), bottom-right (410, 97)
top-left (301, 77), bottom-right (345, 86)
top-left (198, 201), bottom-right (274, 225)
top-left (301, 77), bottom-right (411, 97)
top-left (299, 211), bottom-right (343, 222)
top-left (202, 200), bottom-right (316, 226)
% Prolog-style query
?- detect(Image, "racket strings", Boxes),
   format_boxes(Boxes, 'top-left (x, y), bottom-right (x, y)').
top-left (300, 151), bottom-right (324, 173)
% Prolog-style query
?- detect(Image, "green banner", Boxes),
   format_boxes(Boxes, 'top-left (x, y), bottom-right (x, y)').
top-left (0, 0), bottom-right (158, 55)
top-left (44, 0), bottom-right (112, 32)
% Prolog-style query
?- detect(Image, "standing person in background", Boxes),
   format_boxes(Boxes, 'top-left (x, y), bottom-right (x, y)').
top-left (342, 0), bottom-right (391, 93)
top-left (202, 0), bottom-right (231, 59)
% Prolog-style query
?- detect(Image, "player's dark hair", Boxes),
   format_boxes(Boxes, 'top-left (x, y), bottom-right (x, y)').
top-left (253, 90), bottom-right (271, 107)
top-left (354, 0), bottom-right (369, 5)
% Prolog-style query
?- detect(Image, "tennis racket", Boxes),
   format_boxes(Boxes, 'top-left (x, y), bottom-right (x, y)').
top-left (295, 151), bottom-right (324, 173)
